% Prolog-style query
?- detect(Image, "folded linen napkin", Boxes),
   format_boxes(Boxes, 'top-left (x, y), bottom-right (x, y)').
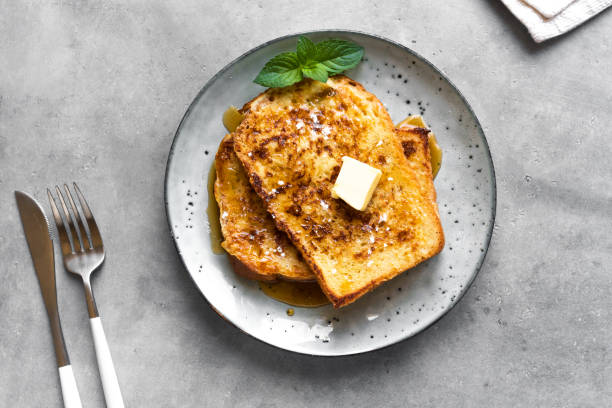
top-left (501, 0), bottom-right (612, 42)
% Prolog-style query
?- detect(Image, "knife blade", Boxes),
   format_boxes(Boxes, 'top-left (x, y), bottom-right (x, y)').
top-left (15, 191), bottom-right (83, 408)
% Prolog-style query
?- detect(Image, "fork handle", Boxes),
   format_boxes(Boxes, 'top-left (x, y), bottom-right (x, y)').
top-left (90, 317), bottom-right (125, 408)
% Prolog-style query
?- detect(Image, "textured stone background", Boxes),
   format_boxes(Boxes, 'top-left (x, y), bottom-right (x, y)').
top-left (1, 1), bottom-right (611, 407)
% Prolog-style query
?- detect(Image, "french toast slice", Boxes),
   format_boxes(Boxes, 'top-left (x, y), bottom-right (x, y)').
top-left (214, 134), bottom-right (314, 282)
top-left (232, 76), bottom-right (444, 307)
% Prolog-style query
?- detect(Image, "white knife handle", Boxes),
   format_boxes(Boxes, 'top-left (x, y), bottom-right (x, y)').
top-left (58, 365), bottom-right (83, 408)
top-left (90, 317), bottom-right (125, 408)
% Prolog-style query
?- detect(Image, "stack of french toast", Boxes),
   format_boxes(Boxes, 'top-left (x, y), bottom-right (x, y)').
top-left (214, 75), bottom-right (444, 308)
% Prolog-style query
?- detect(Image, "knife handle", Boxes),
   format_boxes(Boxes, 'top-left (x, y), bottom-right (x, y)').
top-left (90, 317), bottom-right (125, 408)
top-left (58, 365), bottom-right (83, 408)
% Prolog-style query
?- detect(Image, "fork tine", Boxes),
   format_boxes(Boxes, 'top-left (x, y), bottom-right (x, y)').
top-left (73, 183), bottom-right (103, 249)
top-left (64, 184), bottom-right (92, 250)
top-left (47, 189), bottom-right (74, 256)
top-left (55, 185), bottom-right (83, 252)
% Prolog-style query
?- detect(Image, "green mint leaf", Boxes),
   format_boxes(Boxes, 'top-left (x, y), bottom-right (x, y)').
top-left (302, 63), bottom-right (329, 83)
top-left (253, 52), bottom-right (303, 88)
top-left (314, 39), bottom-right (364, 74)
top-left (254, 37), bottom-right (364, 88)
top-left (296, 36), bottom-right (317, 65)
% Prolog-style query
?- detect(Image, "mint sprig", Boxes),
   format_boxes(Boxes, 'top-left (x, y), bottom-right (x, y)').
top-left (254, 36), bottom-right (364, 88)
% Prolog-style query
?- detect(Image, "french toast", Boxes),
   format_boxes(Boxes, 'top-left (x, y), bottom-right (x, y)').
top-left (232, 76), bottom-right (444, 307)
top-left (214, 134), bottom-right (314, 282)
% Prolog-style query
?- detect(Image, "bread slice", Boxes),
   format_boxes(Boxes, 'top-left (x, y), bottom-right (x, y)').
top-left (232, 76), bottom-right (444, 307)
top-left (214, 134), bottom-right (314, 282)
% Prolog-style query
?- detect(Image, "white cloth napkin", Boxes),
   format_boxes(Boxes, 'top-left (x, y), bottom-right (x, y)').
top-left (501, 0), bottom-right (612, 42)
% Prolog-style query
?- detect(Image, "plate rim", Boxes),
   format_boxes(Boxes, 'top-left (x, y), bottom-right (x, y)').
top-left (164, 29), bottom-right (497, 356)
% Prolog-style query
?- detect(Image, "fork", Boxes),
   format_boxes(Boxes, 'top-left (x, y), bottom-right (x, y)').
top-left (48, 183), bottom-right (125, 408)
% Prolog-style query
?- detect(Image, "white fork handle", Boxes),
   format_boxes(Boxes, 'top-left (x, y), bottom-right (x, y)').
top-left (58, 365), bottom-right (83, 408)
top-left (90, 317), bottom-right (125, 408)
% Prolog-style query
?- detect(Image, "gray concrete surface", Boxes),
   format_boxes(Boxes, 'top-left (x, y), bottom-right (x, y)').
top-left (1, 1), bottom-right (611, 407)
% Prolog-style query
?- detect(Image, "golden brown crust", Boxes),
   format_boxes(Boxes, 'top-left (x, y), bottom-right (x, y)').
top-left (228, 255), bottom-right (273, 282)
top-left (214, 134), bottom-right (315, 282)
top-left (232, 76), bottom-right (444, 307)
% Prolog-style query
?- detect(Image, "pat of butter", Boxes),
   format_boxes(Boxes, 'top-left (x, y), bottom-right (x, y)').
top-left (331, 157), bottom-right (382, 211)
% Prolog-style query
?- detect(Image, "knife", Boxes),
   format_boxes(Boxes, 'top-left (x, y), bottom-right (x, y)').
top-left (15, 191), bottom-right (83, 408)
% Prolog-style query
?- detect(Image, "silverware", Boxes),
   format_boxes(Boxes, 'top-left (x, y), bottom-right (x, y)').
top-left (15, 191), bottom-right (83, 408)
top-left (47, 183), bottom-right (125, 408)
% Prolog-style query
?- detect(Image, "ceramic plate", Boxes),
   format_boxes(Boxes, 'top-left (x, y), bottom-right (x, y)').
top-left (165, 31), bottom-right (496, 356)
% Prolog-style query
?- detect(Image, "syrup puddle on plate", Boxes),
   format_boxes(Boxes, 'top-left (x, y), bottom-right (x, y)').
top-left (259, 281), bottom-right (330, 308)
top-left (222, 105), bottom-right (244, 133)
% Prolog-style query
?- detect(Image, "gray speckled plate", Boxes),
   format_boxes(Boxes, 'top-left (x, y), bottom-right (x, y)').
top-left (165, 31), bottom-right (496, 356)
